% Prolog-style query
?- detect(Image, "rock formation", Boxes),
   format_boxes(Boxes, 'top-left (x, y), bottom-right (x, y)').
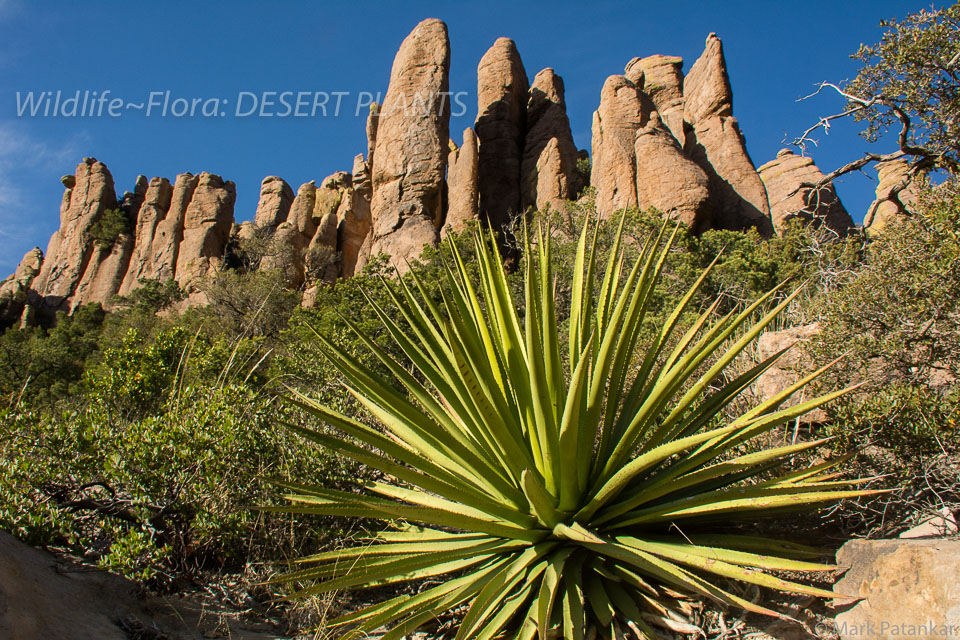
top-left (4, 20), bottom-right (874, 330)
top-left (864, 158), bottom-right (920, 232)
top-left (0, 248), bottom-right (43, 327)
top-left (174, 172), bottom-right (236, 289)
top-left (119, 177), bottom-right (173, 296)
top-left (71, 232), bottom-right (134, 308)
top-left (521, 68), bottom-right (581, 212)
top-left (591, 75), bottom-right (647, 215)
top-left (33, 158), bottom-right (118, 308)
top-left (626, 55), bottom-right (685, 145)
top-left (682, 34), bottom-right (733, 124)
top-left (287, 181), bottom-right (318, 240)
top-left (444, 128), bottom-right (480, 238)
top-left (753, 322), bottom-right (827, 424)
top-left (476, 37), bottom-right (529, 229)
top-left (758, 149), bottom-right (854, 235)
top-left (634, 113), bottom-right (714, 230)
top-left (369, 18), bottom-right (450, 271)
top-left (834, 539), bottom-right (960, 640)
top-left (253, 176), bottom-right (294, 228)
top-left (150, 172), bottom-right (196, 283)
top-left (682, 34), bottom-right (773, 234)
top-left (339, 154), bottom-right (373, 277)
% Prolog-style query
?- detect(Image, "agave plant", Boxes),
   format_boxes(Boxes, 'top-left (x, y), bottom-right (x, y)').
top-left (276, 218), bottom-right (876, 640)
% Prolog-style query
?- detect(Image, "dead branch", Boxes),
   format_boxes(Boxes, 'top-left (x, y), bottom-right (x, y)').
top-left (787, 82), bottom-right (958, 202)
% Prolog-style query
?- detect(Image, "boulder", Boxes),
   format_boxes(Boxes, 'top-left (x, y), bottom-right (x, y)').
top-left (476, 37), bottom-right (529, 229)
top-left (753, 322), bottom-right (826, 424)
top-left (634, 113), bottom-right (713, 230)
top-left (521, 68), bottom-right (581, 212)
top-left (444, 128), bottom-right (480, 238)
top-left (370, 18), bottom-right (450, 271)
top-left (0, 531), bottom-right (136, 640)
top-left (758, 149), bottom-right (854, 235)
top-left (237, 221), bottom-right (257, 242)
top-left (174, 172), bottom-right (236, 289)
top-left (0, 531), bottom-right (294, 639)
top-left (253, 176), bottom-right (294, 228)
top-left (864, 159), bottom-right (920, 233)
top-left (591, 75), bottom-right (649, 217)
top-left (626, 55), bottom-right (685, 145)
top-left (834, 539), bottom-right (960, 640)
top-left (900, 507), bottom-right (959, 539)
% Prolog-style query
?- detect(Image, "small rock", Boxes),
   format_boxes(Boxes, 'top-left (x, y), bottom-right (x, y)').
top-left (834, 539), bottom-right (960, 640)
top-left (900, 508), bottom-right (959, 539)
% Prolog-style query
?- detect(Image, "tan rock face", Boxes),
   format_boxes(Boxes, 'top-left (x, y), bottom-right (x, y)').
top-left (366, 102), bottom-right (379, 169)
top-left (627, 55), bottom-right (685, 146)
top-left (306, 203), bottom-right (340, 283)
top-left (591, 75), bottom-right (650, 217)
top-left (865, 159), bottom-right (919, 232)
top-left (634, 114), bottom-right (713, 230)
top-left (370, 18), bottom-right (450, 271)
top-left (522, 68), bottom-right (581, 212)
top-left (683, 33), bottom-right (733, 124)
top-left (287, 181), bottom-right (318, 239)
top-left (340, 154), bottom-right (373, 277)
top-left (0, 248), bottom-right (43, 327)
top-left (254, 176), bottom-right (294, 228)
top-left (119, 177), bottom-right (173, 296)
top-left (685, 115), bottom-right (773, 234)
top-left (681, 35), bottom-right (772, 235)
top-left (175, 172), bottom-right (236, 289)
top-left (758, 149), bottom-right (853, 235)
top-left (444, 127), bottom-right (480, 238)
top-left (476, 37), bottom-right (529, 229)
top-left (834, 539), bottom-right (960, 640)
top-left (33, 158), bottom-right (118, 307)
top-left (151, 172), bottom-right (198, 282)
top-left (71, 234), bottom-right (134, 309)
top-left (314, 172), bottom-right (351, 238)
top-left (261, 222), bottom-right (306, 287)
top-left (753, 322), bottom-right (826, 424)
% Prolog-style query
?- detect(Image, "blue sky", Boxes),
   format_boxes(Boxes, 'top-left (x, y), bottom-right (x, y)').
top-left (0, 0), bottom-right (939, 274)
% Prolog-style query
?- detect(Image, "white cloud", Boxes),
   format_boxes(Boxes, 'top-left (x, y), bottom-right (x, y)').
top-left (0, 123), bottom-right (88, 273)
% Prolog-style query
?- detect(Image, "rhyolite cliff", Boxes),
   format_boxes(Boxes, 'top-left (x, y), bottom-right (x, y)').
top-left (0, 20), bottom-right (906, 329)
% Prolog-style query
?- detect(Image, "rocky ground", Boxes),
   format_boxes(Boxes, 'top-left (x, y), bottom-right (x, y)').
top-left (0, 531), bottom-right (298, 640)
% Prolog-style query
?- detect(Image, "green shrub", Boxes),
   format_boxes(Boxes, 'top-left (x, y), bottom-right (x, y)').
top-left (88, 208), bottom-right (132, 248)
top-left (0, 384), bottom-right (362, 587)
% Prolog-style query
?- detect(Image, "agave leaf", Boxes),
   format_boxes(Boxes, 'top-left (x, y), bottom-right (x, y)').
top-left (537, 548), bottom-right (574, 640)
top-left (456, 545), bottom-right (553, 640)
top-left (618, 536), bottom-right (838, 598)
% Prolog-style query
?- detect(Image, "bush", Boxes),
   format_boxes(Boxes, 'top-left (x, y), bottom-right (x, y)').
top-left (88, 208), bottom-right (132, 248)
top-left (0, 383), bottom-right (363, 587)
